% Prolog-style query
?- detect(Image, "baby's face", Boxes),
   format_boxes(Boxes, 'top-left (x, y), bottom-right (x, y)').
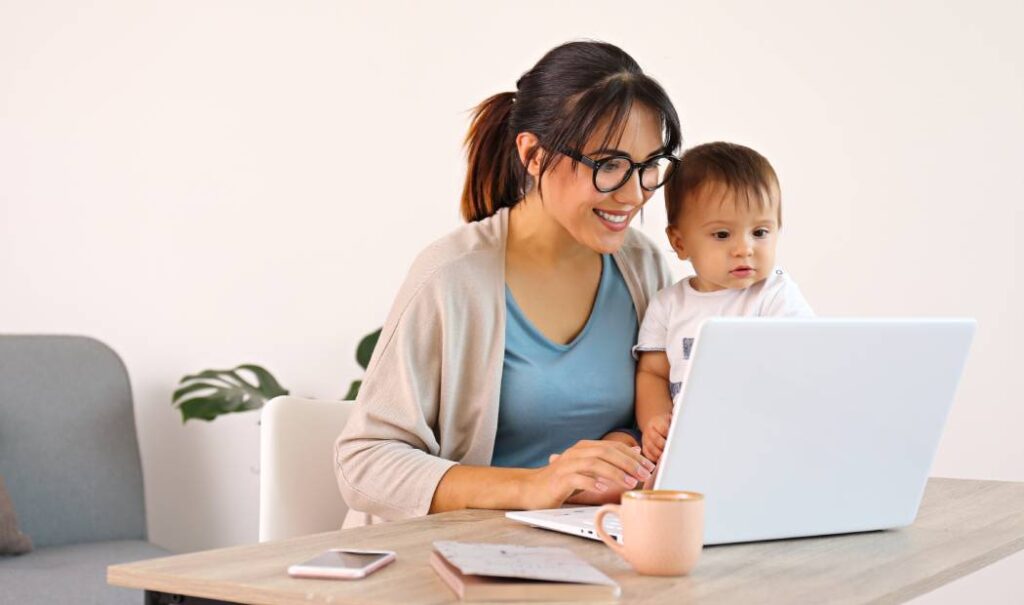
top-left (667, 182), bottom-right (780, 292)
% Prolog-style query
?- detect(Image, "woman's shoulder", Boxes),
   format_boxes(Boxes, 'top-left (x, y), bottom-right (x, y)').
top-left (408, 210), bottom-right (506, 282)
top-left (391, 210), bottom-right (507, 316)
top-left (620, 225), bottom-right (660, 252)
top-left (619, 227), bottom-right (668, 266)
top-left (617, 226), bottom-right (673, 289)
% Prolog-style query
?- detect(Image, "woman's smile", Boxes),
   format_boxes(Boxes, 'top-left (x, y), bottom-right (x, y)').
top-left (593, 208), bottom-right (632, 231)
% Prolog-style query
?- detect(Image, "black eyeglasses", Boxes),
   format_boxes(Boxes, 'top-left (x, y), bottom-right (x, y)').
top-left (561, 147), bottom-right (679, 193)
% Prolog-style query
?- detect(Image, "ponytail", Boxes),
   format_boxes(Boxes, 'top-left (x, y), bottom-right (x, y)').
top-left (460, 92), bottom-right (523, 222)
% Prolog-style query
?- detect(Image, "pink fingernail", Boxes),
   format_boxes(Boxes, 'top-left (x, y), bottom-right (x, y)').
top-left (595, 481), bottom-right (609, 492)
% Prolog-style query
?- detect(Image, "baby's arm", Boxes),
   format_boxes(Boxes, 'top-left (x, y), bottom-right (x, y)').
top-left (636, 351), bottom-right (674, 463)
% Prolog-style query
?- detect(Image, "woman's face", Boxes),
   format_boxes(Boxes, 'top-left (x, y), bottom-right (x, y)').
top-left (529, 105), bottom-right (666, 254)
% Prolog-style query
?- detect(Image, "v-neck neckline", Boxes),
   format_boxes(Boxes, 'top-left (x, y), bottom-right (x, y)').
top-left (505, 254), bottom-right (610, 350)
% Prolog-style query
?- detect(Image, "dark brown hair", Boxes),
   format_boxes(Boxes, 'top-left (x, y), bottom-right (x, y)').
top-left (460, 41), bottom-right (682, 222)
top-left (664, 142), bottom-right (781, 226)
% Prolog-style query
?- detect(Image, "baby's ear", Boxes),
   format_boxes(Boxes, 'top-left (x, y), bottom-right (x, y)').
top-left (665, 225), bottom-right (689, 261)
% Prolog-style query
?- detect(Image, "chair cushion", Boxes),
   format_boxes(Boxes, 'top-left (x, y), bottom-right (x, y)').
top-left (0, 476), bottom-right (32, 555)
top-left (0, 539), bottom-right (169, 604)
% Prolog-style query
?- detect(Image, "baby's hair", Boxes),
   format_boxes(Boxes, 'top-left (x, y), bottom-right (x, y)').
top-left (664, 142), bottom-right (781, 226)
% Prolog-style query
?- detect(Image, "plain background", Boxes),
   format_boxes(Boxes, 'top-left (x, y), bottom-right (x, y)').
top-left (1, 1), bottom-right (1021, 588)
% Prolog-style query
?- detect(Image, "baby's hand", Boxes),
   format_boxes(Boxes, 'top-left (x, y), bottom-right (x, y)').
top-left (642, 413), bottom-right (673, 463)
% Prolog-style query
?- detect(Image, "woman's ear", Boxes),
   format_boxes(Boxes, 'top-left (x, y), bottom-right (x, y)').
top-left (515, 132), bottom-right (544, 177)
top-left (666, 225), bottom-right (689, 261)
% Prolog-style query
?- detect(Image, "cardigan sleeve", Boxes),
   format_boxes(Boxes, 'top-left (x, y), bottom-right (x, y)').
top-left (333, 261), bottom-right (459, 521)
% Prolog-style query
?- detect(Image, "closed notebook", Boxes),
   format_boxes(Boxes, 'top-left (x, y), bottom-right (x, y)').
top-left (430, 541), bottom-right (620, 602)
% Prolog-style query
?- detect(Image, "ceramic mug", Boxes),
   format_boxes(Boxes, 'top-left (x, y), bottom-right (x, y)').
top-left (594, 490), bottom-right (704, 576)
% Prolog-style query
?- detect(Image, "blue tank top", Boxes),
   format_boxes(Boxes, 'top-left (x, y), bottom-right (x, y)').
top-left (491, 254), bottom-right (638, 468)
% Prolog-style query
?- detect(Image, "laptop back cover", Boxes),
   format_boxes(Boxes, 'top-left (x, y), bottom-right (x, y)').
top-left (655, 318), bottom-right (975, 544)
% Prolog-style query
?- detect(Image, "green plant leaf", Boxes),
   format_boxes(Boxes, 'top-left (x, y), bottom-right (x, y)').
top-left (356, 329), bottom-right (381, 370)
top-left (236, 364), bottom-right (287, 395)
top-left (177, 396), bottom-right (229, 422)
top-left (171, 381), bottom-right (220, 402)
top-left (345, 380), bottom-right (361, 401)
top-left (172, 364), bottom-right (289, 423)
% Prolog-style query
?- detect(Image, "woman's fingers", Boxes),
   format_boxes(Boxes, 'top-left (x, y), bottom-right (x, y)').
top-left (538, 439), bottom-right (658, 507)
top-left (568, 440), bottom-right (655, 480)
top-left (556, 455), bottom-right (641, 490)
top-left (602, 441), bottom-right (656, 479)
top-left (559, 472), bottom-right (601, 497)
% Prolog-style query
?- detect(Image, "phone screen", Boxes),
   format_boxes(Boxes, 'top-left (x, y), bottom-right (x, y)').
top-left (299, 550), bottom-right (390, 570)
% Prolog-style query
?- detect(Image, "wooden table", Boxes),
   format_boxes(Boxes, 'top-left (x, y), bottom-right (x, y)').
top-left (109, 478), bottom-right (1024, 604)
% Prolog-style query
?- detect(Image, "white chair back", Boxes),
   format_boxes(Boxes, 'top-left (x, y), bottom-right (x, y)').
top-left (258, 396), bottom-right (354, 542)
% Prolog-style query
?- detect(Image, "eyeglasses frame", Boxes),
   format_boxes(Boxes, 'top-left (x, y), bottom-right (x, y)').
top-left (560, 147), bottom-right (679, 193)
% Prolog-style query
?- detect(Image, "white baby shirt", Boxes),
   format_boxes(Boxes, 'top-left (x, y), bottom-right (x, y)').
top-left (633, 267), bottom-right (814, 402)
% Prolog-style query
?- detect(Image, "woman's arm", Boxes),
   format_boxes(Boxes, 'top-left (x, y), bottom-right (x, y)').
top-left (335, 249), bottom-right (458, 520)
top-left (430, 466), bottom-right (531, 513)
top-left (431, 439), bottom-right (655, 513)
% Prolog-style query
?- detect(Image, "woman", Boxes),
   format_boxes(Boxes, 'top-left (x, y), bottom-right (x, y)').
top-left (335, 40), bottom-right (682, 525)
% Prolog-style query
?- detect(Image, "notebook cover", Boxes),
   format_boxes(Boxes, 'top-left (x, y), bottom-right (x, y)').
top-left (429, 551), bottom-right (620, 602)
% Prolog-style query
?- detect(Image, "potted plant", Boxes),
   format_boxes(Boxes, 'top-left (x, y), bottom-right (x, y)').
top-left (172, 328), bottom-right (381, 422)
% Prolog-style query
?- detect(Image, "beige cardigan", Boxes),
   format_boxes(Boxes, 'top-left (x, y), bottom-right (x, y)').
top-left (334, 207), bottom-right (673, 525)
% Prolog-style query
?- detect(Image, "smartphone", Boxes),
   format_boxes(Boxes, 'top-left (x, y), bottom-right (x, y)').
top-left (287, 548), bottom-right (396, 580)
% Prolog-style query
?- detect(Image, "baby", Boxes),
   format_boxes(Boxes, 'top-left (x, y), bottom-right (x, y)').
top-left (634, 142), bottom-right (813, 462)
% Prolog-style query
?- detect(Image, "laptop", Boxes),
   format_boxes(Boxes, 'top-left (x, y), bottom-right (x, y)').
top-left (506, 318), bottom-right (975, 545)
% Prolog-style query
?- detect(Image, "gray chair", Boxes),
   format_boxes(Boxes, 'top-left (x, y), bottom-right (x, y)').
top-left (0, 335), bottom-right (168, 604)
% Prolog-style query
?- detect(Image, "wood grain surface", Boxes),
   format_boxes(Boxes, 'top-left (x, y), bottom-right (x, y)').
top-left (108, 478), bottom-right (1024, 604)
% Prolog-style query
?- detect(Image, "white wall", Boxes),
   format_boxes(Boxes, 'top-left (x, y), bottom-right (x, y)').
top-left (2, 0), bottom-right (1021, 554)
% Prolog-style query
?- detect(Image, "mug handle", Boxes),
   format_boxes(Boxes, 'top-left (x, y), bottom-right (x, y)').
top-left (594, 504), bottom-right (626, 558)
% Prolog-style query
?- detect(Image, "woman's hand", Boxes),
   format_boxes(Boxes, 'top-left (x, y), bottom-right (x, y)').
top-left (517, 440), bottom-right (655, 510)
top-left (642, 413), bottom-right (673, 463)
top-left (560, 447), bottom-right (642, 505)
